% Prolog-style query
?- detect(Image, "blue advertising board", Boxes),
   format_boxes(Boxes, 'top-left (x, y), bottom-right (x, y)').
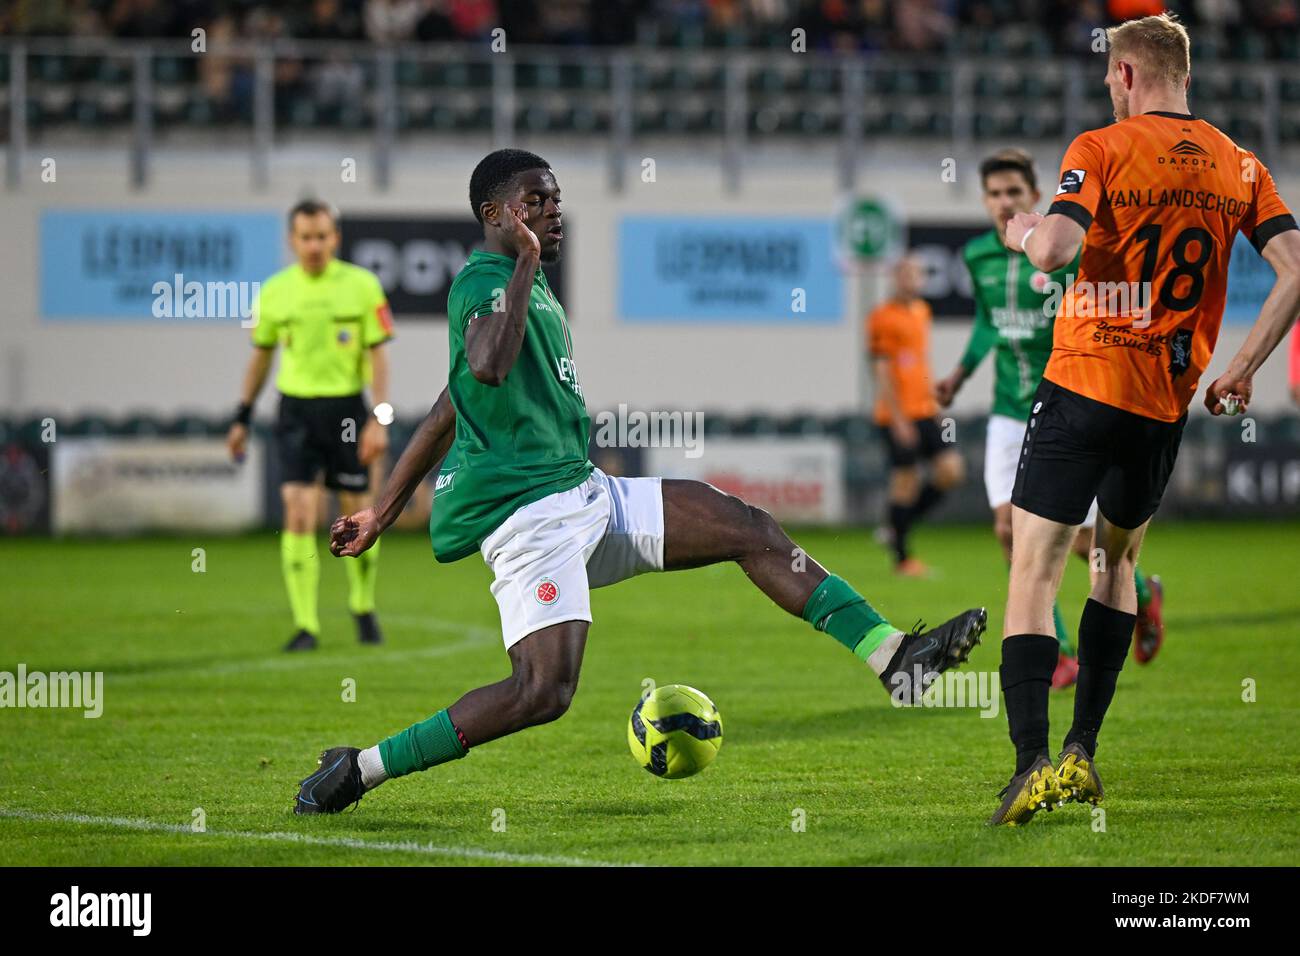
top-left (618, 216), bottom-right (843, 322)
top-left (1225, 230), bottom-right (1277, 325)
top-left (40, 210), bottom-right (284, 320)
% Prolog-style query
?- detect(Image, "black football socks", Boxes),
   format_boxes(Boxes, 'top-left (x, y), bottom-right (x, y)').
top-left (1001, 634), bottom-right (1059, 775)
top-left (1064, 598), bottom-right (1135, 756)
top-left (888, 482), bottom-right (947, 564)
top-left (888, 502), bottom-right (912, 563)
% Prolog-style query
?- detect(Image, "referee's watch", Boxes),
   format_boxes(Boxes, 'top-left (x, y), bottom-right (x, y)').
top-left (372, 402), bottom-right (395, 426)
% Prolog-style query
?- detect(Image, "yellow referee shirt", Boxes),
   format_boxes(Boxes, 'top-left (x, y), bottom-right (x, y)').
top-left (251, 259), bottom-right (394, 398)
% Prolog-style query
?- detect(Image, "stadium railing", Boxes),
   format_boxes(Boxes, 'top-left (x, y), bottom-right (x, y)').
top-left (2, 38), bottom-right (1295, 192)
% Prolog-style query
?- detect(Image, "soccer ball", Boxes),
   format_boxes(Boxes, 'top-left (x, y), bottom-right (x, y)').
top-left (627, 683), bottom-right (723, 779)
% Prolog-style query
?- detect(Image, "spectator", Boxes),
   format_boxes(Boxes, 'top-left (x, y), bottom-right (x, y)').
top-left (589, 0), bottom-right (650, 44)
top-left (197, 11), bottom-right (244, 120)
top-left (364, 0), bottom-right (424, 43)
top-left (416, 0), bottom-right (459, 40)
top-left (299, 0), bottom-right (366, 111)
top-left (108, 0), bottom-right (178, 37)
top-left (446, 0), bottom-right (498, 40)
top-left (894, 0), bottom-right (954, 52)
top-left (541, 0), bottom-right (590, 44)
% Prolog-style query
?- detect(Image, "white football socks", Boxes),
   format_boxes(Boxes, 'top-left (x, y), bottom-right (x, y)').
top-left (358, 745), bottom-right (388, 791)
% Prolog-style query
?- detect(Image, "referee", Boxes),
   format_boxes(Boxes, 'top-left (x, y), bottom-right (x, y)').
top-left (227, 199), bottom-right (395, 651)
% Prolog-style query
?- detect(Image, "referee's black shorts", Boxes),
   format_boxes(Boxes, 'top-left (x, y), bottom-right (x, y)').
top-left (275, 393), bottom-right (370, 492)
top-left (1011, 379), bottom-right (1186, 530)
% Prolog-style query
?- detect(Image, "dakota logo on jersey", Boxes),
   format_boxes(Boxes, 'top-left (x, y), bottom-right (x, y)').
top-left (534, 578), bottom-right (560, 605)
top-left (1168, 328), bottom-right (1194, 377)
top-left (1056, 169), bottom-right (1086, 195)
top-left (1160, 140), bottom-right (1216, 171)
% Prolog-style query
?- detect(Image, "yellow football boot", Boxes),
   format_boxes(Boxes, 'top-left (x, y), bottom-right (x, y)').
top-left (1056, 742), bottom-right (1104, 806)
top-left (987, 756), bottom-right (1066, 826)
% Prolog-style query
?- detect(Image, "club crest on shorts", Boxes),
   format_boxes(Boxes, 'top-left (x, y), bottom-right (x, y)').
top-left (534, 578), bottom-right (560, 605)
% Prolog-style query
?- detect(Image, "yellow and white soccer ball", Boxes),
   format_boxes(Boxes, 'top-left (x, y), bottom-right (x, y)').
top-left (628, 683), bottom-right (723, 779)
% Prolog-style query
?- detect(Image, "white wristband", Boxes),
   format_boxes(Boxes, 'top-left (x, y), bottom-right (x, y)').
top-left (1019, 225), bottom-right (1036, 252)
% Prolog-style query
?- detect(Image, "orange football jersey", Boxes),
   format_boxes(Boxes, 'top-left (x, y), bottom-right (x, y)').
top-left (867, 297), bottom-right (938, 426)
top-left (1045, 111), bottom-right (1295, 422)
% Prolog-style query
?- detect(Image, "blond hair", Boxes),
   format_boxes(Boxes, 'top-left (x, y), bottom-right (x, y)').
top-left (1107, 13), bottom-right (1191, 86)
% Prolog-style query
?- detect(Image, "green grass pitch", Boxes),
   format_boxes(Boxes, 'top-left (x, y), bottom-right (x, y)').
top-left (2, 522), bottom-right (1297, 866)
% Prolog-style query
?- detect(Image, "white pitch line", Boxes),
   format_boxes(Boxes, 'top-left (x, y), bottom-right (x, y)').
top-left (0, 808), bottom-right (638, 867)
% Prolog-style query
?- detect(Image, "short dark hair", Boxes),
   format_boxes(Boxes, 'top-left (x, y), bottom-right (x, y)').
top-left (979, 149), bottom-right (1037, 192)
top-left (288, 198), bottom-right (338, 229)
top-left (469, 148), bottom-right (551, 224)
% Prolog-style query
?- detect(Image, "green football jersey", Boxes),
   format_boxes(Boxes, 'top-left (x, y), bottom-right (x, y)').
top-left (958, 230), bottom-right (1080, 421)
top-left (251, 259), bottom-right (393, 398)
top-left (429, 249), bottom-right (593, 563)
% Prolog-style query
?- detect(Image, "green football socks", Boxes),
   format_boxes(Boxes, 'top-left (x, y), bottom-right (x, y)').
top-left (802, 574), bottom-right (902, 675)
top-left (344, 536), bottom-right (381, 615)
top-left (377, 709), bottom-right (468, 779)
top-left (281, 531), bottom-right (320, 635)
top-left (1052, 602), bottom-right (1074, 657)
top-left (1135, 565), bottom-right (1151, 610)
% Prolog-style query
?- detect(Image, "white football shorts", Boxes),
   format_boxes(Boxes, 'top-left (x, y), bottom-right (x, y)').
top-left (479, 468), bottom-right (665, 650)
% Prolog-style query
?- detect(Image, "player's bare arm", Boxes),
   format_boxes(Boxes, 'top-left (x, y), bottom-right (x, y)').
top-left (1204, 229), bottom-right (1300, 415)
top-left (358, 343), bottom-right (390, 466)
top-left (330, 386), bottom-right (457, 557)
top-left (934, 365), bottom-right (967, 407)
top-left (874, 356), bottom-right (918, 446)
top-left (1005, 211), bottom-right (1083, 272)
top-left (464, 201), bottom-right (542, 387)
top-left (226, 345), bottom-right (274, 461)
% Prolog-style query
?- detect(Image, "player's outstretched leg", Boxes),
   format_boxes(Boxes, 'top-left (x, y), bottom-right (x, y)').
top-left (294, 621), bottom-right (585, 814)
top-left (660, 479), bottom-right (985, 704)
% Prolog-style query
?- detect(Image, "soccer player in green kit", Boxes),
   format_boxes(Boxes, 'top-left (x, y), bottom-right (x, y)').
top-left (227, 199), bottom-right (394, 652)
top-left (293, 149), bottom-right (988, 813)
top-left (933, 150), bottom-right (1164, 687)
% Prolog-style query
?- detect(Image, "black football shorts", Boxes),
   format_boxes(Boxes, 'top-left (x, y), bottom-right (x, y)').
top-left (1011, 379), bottom-right (1186, 530)
top-left (275, 393), bottom-right (370, 492)
top-left (878, 417), bottom-right (950, 469)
